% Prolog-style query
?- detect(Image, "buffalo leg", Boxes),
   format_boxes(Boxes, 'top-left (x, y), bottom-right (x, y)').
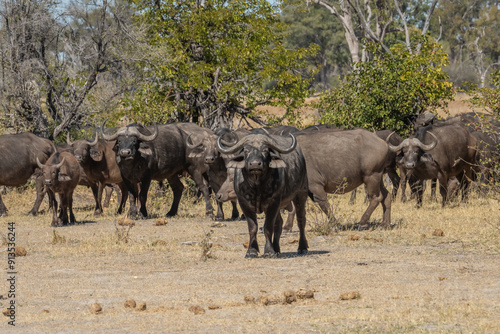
top-left (294, 193), bottom-right (309, 255)
top-left (261, 201), bottom-right (280, 257)
top-left (437, 175), bottom-right (449, 207)
top-left (272, 214), bottom-right (283, 255)
top-left (309, 184), bottom-right (336, 223)
top-left (68, 190), bottom-right (76, 224)
top-left (412, 178), bottom-right (425, 208)
top-left (241, 204), bottom-right (259, 258)
top-left (430, 178), bottom-right (438, 202)
top-left (116, 182), bottom-right (128, 215)
top-left (388, 169), bottom-right (401, 201)
top-left (138, 177), bottom-right (152, 219)
top-left (0, 194), bottom-right (7, 217)
top-left (166, 175), bottom-right (184, 217)
top-left (48, 190), bottom-right (60, 227)
top-left (103, 185), bottom-right (114, 208)
top-left (186, 167), bottom-right (214, 217)
top-left (60, 193), bottom-right (69, 225)
top-left (123, 178), bottom-right (139, 219)
top-left (230, 200), bottom-right (239, 220)
top-left (379, 181), bottom-right (392, 228)
top-left (359, 173), bottom-right (384, 227)
top-left (282, 202), bottom-right (295, 232)
top-left (28, 175), bottom-right (46, 216)
top-left (89, 183), bottom-right (101, 216)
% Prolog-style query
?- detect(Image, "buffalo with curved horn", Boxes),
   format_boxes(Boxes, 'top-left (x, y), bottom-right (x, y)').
top-left (217, 129), bottom-right (309, 258)
top-left (67, 131), bottom-right (129, 216)
top-left (388, 124), bottom-right (477, 207)
top-left (101, 121), bottom-right (216, 219)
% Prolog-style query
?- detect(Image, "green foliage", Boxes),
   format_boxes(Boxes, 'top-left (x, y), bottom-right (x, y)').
top-left (124, 0), bottom-right (317, 129)
top-left (467, 68), bottom-right (500, 116)
top-left (317, 37), bottom-right (453, 134)
top-left (464, 69), bottom-right (500, 195)
top-left (281, 0), bottom-right (350, 91)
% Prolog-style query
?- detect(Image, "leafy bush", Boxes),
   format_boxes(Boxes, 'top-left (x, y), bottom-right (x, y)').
top-left (316, 36), bottom-right (453, 134)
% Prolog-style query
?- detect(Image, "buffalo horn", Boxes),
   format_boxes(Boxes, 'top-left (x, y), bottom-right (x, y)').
top-left (387, 133), bottom-right (408, 153)
top-left (100, 119), bottom-right (120, 141)
top-left (266, 133), bottom-right (297, 154)
top-left (135, 123), bottom-right (158, 142)
top-left (186, 134), bottom-right (203, 149)
top-left (417, 131), bottom-right (438, 151)
top-left (36, 157), bottom-right (44, 169)
top-left (87, 133), bottom-right (99, 146)
top-left (55, 157), bottom-right (65, 169)
top-left (216, 134), bottom-right (246, 154)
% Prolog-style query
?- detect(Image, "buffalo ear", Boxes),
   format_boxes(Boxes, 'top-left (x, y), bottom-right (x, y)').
top-left (269, 159), bottom-right (286, 168)
top-left (58, 174), bottom-right (71, 182)
top-left (90, 149), bottom-right (104, 161)
top-left (420, 153), bottom-right (435, 163)
top-left (138, 143), bottom-right (153, 157)
top-left (226, 160), bottom-right (245, 169)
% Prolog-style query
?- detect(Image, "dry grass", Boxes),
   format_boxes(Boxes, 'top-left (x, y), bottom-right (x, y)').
top-left (0, 182), bottom-right (499, 332)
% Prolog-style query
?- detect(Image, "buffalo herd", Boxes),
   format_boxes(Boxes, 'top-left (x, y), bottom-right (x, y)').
top-left (0, 112), bottom-right (498, 257)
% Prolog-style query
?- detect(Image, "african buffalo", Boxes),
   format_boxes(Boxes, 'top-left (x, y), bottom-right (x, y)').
top-left (101, 122), bottom-right (215, 219)
top-left (217, 130), bottom-right (309, 258)
top-left (69, 134), bottom-right (128, 215)
top-left (295, 129), bottom-right (392, 228)
top-left (37, 152), bottom-right (81, 226)
top-left (0, 132), bottom-right (54, 216)
top-left (186, 128), bottom-right (248, 221)
top-left (388, 123), bottom-right (477, 207)
top-left (216, 166), bottom-right (296, 231)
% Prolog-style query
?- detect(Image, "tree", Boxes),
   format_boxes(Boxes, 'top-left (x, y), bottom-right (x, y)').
top-left (308, 0), bottom-right (439, 66)
top-left (316, 37), bottom-right (453, 134)
top-left (0, 0), bottom-right (138, 138)
top-left (125, 0), bottom-right (318, 130)
top-left (281, 0), bottom-right (350, 90)
top-left (429, 0), bottom-right (500, 88)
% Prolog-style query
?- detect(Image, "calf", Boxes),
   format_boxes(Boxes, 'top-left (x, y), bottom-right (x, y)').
top-left (37, 152), bottom-right (80, 226)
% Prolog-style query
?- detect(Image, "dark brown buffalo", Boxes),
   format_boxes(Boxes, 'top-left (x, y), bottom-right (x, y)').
top-left (0, 132), bottom-right (54, 216)
top-left (388, 123), bottom-right (477, 207)
top-left (101, 122), bottom-right (215, 219)
top-left (295, 129), bottom-right (392, 228)
top-left (28, 142), bottom-right (101, 216)
top-left (186, 128), bottom-right (247, 221)
top-left (216, 166), bottom-right (296, 231)
top-left (69, 135), bottom-right (128, 215)
top-left (217, 130), bottom-right (309, 258)
top-left (37, 151), bottom-right (80, 226)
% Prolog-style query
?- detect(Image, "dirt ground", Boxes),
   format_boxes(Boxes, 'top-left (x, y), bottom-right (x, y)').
top-left (1, 185), bottom-right (499, 333)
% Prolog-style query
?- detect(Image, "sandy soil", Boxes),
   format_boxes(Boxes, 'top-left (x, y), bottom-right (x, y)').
top-left (1, 187), bottom-right (499, 333)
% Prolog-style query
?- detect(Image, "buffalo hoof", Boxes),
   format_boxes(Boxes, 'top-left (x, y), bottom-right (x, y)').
top-left (165, 211), bottom-right (177, 218)
top-left (245, 251), bottom-right (259, 259)
top-left (297, 249), bottom-right (308, 256)
top-left (214, 216), bottom-right (224, 222)
top-left (27, 211), bottom-right (37, 217)
top-left (239, 214), bottom-right (246, 221)
top-left (357, 224), bottom-right (369, 231)
top-left (262, 252), bottom-right (278, 258)
top-left (94, 211), bottom-right (102, 217)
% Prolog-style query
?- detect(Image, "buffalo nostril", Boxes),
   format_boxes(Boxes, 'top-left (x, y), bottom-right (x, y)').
top-left (120, 149), bottom-right (131, 157)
